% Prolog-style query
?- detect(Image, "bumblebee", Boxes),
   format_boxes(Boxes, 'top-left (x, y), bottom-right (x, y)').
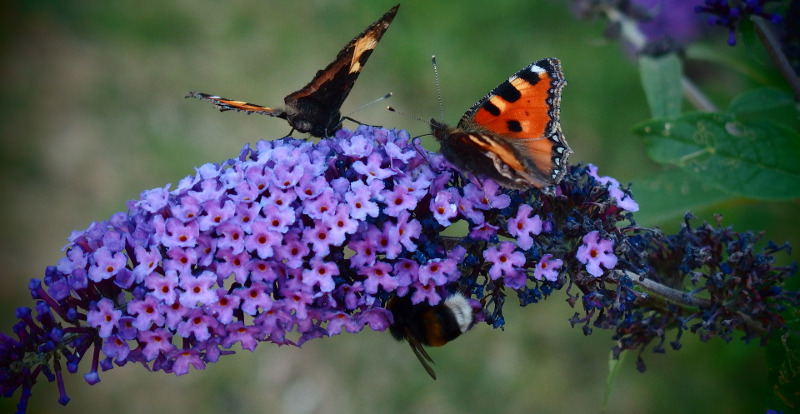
top-left (387, 293), bottom-right (475, 379)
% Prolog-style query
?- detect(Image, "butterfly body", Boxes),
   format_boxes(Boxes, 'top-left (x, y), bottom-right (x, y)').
top-left (187, 4), bottom-right (399, 137)
top-left (431, 58), bottom-right (571, 189)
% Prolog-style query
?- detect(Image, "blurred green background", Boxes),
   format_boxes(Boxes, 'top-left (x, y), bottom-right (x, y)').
top-left (1, 1), bottom-right (797, 413)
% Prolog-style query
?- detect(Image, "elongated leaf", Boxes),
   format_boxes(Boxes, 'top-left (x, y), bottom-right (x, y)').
top-left (632, 112), bottom-right (800, 199)
top-left (728, 88), bottom-right (799, 130)
top-left (603, 350), bottom-right (627, 412)
top-left (728, 88), bottom-right (794, 115)
top-left (639, 54), bottom-right (683, 118)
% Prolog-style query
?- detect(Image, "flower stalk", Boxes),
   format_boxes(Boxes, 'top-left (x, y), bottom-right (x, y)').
top-left (0, 126), bottom-right (795, 412)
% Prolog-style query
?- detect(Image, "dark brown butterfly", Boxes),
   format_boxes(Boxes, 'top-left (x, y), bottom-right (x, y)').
top-left (187, 4), bottom-right (399, 137)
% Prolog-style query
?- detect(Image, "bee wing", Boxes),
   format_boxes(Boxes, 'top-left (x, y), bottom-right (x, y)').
top-left (405, 330), bottom-right (437, 380)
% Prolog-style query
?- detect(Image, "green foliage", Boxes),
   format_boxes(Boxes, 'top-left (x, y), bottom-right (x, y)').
top-left (603, 350), bottom-right (627, 413)
top-left (728, 88), bottom-right (798, 121)
top-left (632, 103), bottom-right (800, 199)
top-left (631, 13), bottom-right (800, 411)
top-left (639, 54), bottom-right (683, 118)
top-left (628, 169), bottom-right (732, 225)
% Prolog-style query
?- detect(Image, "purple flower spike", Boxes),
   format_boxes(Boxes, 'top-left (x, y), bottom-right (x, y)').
top-left (2, 125), bottom-right (795, 411)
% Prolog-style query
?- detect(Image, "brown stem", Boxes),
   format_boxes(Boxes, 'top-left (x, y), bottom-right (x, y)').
top-left (752, 16), bottom-right (800, 103)
top-left (621, 270), bottom-right (768, 335)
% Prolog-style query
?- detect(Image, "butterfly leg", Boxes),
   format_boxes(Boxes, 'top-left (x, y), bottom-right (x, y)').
top-left (466, 173), bottom-right (493, 202)
top-left (339, 115), bottom-right (365, 128)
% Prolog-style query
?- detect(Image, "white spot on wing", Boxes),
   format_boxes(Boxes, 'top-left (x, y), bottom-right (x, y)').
top-left (528, 64), bottom-right (545, 75)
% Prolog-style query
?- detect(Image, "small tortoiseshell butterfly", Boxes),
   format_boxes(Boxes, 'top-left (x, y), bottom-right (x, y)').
top-left (430, 57), bottom-right (571, 190)
top-left (187, 4), bottom-right (399, 137)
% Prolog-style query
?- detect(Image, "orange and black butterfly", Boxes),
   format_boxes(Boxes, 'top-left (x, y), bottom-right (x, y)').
top-left (187, 4), bottom-right (399, 137)
top-left (430, 57), bottom-right (571, 189)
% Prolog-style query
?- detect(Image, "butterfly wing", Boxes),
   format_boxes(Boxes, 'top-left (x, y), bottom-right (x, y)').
top-left (461, 58), bottom-right (565, 139)
top-left (435, 58), bottom-right (571, 189)
top-left (186, 5), bottom-right (398, 137)
top-left (432, 120), bottom-right (543, 189)
top-left (185, 92), bottom-right (287, 118)
top-left (283, 4), bottom-right (399, 136)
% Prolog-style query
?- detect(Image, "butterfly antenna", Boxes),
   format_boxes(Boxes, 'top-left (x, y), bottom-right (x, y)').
top-left (431, 55), bottom-right (445, 121)
top-left (344, 92), bottom-right (393, 118)
top-left (386, 106), bottom-right (428, 125)
top-left (338, 92), bottom-right (393, 132)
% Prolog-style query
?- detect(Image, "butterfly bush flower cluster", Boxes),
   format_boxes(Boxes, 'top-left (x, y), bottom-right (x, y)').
top-left (572, 0), bottom-right (789, 49)
top-left (1, 126), bottom-right (796, 411)
top-left (695, 0), bottom-right (784, 45)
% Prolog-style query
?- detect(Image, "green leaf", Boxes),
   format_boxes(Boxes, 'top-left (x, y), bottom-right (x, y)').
top-left (639, 54), bottom-right (683, 118)
top-left (686, 44), bottom-right (773, 85)
top-left (729, 88), bottom-right (793, 114)
top-left (739, 17), bottom-right (772, 66)
top-left (739, 18), bottom-right (759, 55)
top-left (630, 169), bottom-right (734, 226)
top-left (632, 112), bottom-right (800, 200)
top-left (603, 350), bottom-right (626, 413)
top-left (728, 88), bottom-right (799, 126)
